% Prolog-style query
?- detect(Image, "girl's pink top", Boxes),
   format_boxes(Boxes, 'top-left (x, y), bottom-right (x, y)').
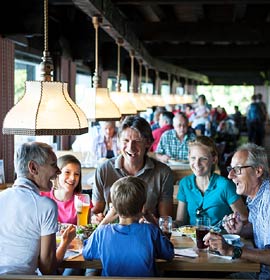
top-left (41, 189), bottom-right (93, 225)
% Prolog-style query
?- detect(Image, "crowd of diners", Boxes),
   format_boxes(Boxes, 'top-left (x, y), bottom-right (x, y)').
top-left (0, 109), bottom-right (270, 278)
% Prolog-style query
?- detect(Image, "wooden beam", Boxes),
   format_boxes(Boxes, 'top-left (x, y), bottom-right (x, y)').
top-left (72, 0), bottom-right (209, 83)
top-left (148, 44), bottom-right (270, 59)
top-left (135, 22), bottom-right (270, 42)
top-left (113, 0), bottom-right (270, 4)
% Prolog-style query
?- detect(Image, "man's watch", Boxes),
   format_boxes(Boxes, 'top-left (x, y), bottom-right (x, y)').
top-left (232, 246), bottom-right (242, 259)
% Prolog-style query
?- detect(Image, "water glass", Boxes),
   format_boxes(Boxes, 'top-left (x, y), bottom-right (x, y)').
top-left (159, 216), bottom-right (172, 239)
top-left (196, 216), bottom-right (211, 250)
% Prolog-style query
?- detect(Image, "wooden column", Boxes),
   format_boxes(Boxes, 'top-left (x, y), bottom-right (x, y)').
top-left (0, 36), bottom-right (15, 183)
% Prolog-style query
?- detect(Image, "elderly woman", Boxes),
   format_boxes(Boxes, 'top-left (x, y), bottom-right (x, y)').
top-left (174, 136), bottom-right (248, 227)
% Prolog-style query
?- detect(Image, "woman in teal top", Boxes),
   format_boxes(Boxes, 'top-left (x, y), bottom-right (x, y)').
top-left (175, 136), bottom-right (248, 226)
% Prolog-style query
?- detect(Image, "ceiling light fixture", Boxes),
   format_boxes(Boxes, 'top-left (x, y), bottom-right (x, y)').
top-left (109, 38), bottom-right (137, 116)
top-left (137, 59), bottom-right (153, 109)
top-left (2, 0), bottom-right (88, 135)
top-left (87, 16), bottom-right (121, 122)
top-left (128, 51), bottom-right (147, 112)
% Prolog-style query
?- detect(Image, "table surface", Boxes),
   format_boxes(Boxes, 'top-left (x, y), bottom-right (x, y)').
top-left (61, 235), bottom-right (260, 273)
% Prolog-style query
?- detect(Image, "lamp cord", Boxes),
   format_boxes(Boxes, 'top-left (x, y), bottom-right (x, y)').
top-left (129, 50), bottom-right (134, 93)
top-left (116, 38), bottom-right (123, 92)
top-left (44, 0), bottom-right (48, 53)
top-left (92, 16), bottom-right (99, 88)
top-left (40, 0), bottom-right (53, 81)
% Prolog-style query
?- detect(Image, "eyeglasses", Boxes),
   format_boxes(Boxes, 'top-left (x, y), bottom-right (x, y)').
top-left (226, 165), bottom-right (253, 175)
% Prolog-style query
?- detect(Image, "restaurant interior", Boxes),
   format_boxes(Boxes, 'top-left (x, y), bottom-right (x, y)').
top-left (0, 0), bottom-right (269, 278)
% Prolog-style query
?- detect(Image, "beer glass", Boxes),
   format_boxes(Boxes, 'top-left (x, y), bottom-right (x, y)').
top-left (74, 194), bottom-right (90, 226)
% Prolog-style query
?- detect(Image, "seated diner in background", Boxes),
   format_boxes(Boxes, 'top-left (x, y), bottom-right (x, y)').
top-left (83, 176), bottom-right (174, 277)
top-left (174, 136), bottom-right (248, 227)
top-left (204, 143), bottom-right (270, 280)
top-left (155, 112), bottom-right (196, 163)
top-left (150, 111), bottom-right (174, 152)
top-left (90, 121), bottom-right (120, 160)
top-left (0, 142), bottom-right (76, 275)
top-left (91, 115), bottom-right (174, 225)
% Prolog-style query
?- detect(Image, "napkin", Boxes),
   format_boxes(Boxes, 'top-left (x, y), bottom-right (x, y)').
top-left (64, 249), bottom-right (82, 260)
top-left (208, 250), bottom-right (232, 260)
top-left (174, 248), bottom-right (198, 258)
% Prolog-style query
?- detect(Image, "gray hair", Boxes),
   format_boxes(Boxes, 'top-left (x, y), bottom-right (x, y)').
top-left (14, 142), bottom-right (54, 177)
top-left (236, 143), bottom-right (269, 180)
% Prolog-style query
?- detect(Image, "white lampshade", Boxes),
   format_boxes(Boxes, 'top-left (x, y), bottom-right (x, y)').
top-left (87, 87), bottom-right (121, 121)
top-left (183, 94), bottom-right (194, 103)
top-left (140, 93), bottom-right (154, 108)
top-left (153, 95), bottom-right (166, 107)
top-left (2, 81), bottom-right (89, 135)
top-left (129, 92), bottom-right (147, 112)
top-left (110, 91), bottom-right (137, 116)
top-left (163, 94), bottom-right (177, 105)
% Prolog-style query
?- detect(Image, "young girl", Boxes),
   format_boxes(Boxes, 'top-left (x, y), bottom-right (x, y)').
top-left (41, 154), bottom-right (93, 225)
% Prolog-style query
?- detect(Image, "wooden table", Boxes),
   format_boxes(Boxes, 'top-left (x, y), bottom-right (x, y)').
top-left (61, 235), bottom-right (260, 273)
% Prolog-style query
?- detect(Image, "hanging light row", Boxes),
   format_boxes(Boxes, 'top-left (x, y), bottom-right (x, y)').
top-left (2, 9), bottom-right (195, 137)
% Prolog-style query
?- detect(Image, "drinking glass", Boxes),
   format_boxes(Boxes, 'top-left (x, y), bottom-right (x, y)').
top-left (195, 216), bottom-right (211, 250)
top-left (159, 216), bottom-right (172, 239)
top-left (74, 194), bottom-right (90, 226)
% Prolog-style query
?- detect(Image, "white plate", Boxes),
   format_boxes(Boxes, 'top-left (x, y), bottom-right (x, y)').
top-left (168, 160), bottom-right (189, 166)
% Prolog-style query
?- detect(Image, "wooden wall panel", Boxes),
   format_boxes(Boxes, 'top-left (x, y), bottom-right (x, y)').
top-left (0, 36), bottom-right (15, 183)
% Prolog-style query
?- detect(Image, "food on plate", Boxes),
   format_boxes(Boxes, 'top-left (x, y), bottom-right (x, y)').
top-left (76, 224), bottom-right (98, 240)
top-left (177, 225), bottom-right (196, 237)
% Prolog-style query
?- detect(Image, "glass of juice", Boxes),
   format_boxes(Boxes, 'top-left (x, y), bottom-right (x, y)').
top-left (196, 217), bottom-right (211, 250)
top-left (74, 194), bottom-right (90, 226)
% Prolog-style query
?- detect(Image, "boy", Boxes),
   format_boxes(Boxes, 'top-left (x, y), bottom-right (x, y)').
top-left (83, 176), bottom-right (174, 276)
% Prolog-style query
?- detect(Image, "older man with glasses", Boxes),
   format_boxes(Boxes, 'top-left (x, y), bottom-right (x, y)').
top-left (204, 143), bottom-right (270, 279)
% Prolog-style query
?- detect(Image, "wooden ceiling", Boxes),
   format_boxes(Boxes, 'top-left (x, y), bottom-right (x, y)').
top-left (2, 0), bottom-right (270, 85)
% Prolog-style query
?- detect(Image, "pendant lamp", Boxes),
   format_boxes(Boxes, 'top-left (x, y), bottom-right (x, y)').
top-left (87, 16), bottom-right (121, 122)
top-left (128, 51), bottom-right (147, 112)
top-left (143, 65), bottom-right (156, 107)
top-left (164, 74), bottom-right (177, 106)
top-left (153, 70), bottom-right (166, 107)
top-left (2, 0), bottom-right (88, 135)
top-left (137, 60), bottom-right (153, 109)
top-left (109, 39), bottom-right (137, 116)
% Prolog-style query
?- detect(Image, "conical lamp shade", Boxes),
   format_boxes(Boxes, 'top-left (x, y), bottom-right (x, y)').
top-left (87, 87), bottom-right (121, 121)
top-left (183, 94), bottom-right (194, 104)
top-left (129, 92), bottom-right (147, 112)
top-left (2, 81), bottom-right (88, 135)
top-left (164, 94), bottom-right (177, 105)
top-left (153, 95), bottom-right (166, 107)
top-left (140, 93), bottom-right (154, 108)
top-left (174, 95), bottom-right (185, 104)
top-left (110, 91), bottom-right (137, 116)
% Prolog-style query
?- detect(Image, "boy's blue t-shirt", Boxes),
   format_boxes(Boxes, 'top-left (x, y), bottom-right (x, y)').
top-left (82, 222), bottom-right (174, 277)
top-left (177, 173), bottom-right (240, 225)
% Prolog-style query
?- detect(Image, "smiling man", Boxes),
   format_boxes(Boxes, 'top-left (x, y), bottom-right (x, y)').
top-left (91, 116), bottom-right (174, 224)
top-left (204, 143), bottom-right (270, 279)
top-left (0, 142), bottom-right (76, 275)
